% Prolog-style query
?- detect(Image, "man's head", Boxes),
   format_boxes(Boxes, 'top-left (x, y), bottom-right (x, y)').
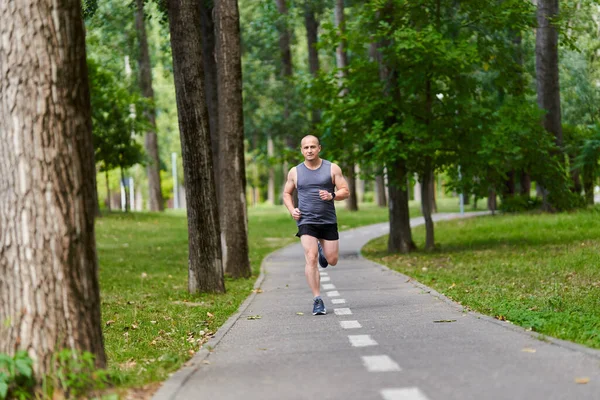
top-left (300, 135), bottom-right (321, 162)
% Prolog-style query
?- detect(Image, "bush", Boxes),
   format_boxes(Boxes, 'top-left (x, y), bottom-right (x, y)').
top-left (499, 195), bottom-right (542, 213)
top-left (0, 350), bottom-right (111, 400)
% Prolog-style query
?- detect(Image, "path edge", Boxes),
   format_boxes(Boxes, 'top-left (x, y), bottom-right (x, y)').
top-left (151, 246), bottom-right (286, 400)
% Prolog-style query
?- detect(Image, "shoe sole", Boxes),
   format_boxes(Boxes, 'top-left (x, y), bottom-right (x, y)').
top-left (313, 310), bottom-right (327, 315)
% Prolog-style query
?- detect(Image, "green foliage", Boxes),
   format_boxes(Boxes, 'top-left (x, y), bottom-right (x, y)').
top-left (44, 350), bottom-right (110, 399)
top-left (499, 195), bottom-right (542, 213)
top-left (88, 58), bottom-right (147, 174)
top-left (0, 351), bottom-right (34, 400)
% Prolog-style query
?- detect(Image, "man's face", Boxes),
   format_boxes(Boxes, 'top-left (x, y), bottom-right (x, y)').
top-left (301, 138), bottom-right (321, 161)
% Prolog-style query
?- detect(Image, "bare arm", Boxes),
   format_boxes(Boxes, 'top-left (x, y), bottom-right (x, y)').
top-left (283, 167), bottom-right (301, 220)
top-left (331, 163), bottom-right (350, 201)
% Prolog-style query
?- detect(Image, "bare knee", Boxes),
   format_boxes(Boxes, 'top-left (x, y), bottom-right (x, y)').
top-left (305, 252), bottom-right (318, 267)
top-left (329, 255), bottom-right (339, 266)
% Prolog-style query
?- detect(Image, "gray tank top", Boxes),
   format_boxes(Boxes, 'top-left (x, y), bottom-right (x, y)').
top-left (296, 159), bottom-right (337, 226)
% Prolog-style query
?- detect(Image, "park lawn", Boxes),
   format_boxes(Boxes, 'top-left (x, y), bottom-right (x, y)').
top-left (96, 201), bottom-right (417, 390)
top-left (362, 207), bottom-right (600, 349)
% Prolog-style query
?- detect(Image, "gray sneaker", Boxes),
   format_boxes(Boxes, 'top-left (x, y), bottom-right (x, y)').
top-left (312, 297), bottom-right (326, 315)
top-left (317, 242), bottom-right (328, 268)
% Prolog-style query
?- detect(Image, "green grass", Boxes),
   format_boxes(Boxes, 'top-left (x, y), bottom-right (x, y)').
top-left (362, 207), bottom-right (600, 349)
top-left (96, 201), bottom-right (413, 389)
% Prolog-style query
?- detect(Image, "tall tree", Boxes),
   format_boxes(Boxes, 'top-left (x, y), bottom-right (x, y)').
top-left (168, 0), bottom-right (225, 293)
top-left (304, 0), bottom-right (321, 126)
top-left (200, 0), bottom-right (221, 202)
top-left (136, 0), bottom-right (164, 211)
top-left (536, 0), bottom-right (563, 209)
top-left (0, 0), bottom-right (106, 376)
top-left (335, 0), bottom-right (359, 211)
top-left (215, 0), bottom-right (251, 278)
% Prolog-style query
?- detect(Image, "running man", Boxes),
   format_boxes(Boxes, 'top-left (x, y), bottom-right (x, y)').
top-left (283, 135), bottom-right (350, 315)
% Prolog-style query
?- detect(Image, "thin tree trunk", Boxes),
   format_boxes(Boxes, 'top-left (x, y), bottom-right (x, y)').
top-left (520, 170), bottom-right (531, 196)
top-left (429, 176), bottom-right (437, 213)
top-left (136, 0), bottom-right (164, 211)
top-left (421, 165), bottom-right (435, 251)
top-left (375, 173), bottom-right (387, 207)
top-left (168, 0), bottom-right (225, 293)
top-left (267, 135), bottom-right (275, 204)
top-left (504, 170), bottom-right (516, 197)
top-left (120, 167), bottom-right (130, 212)
top-left (200, 0), bottom-right (221, 203)
top-left (334, 0), bottom-right (358, 211)
top-left (488, 189), bottom-right (497, 214)
top-left (215, 0), bottom-right (251, 278)
top-left (106, 170), bottom-right (112, 212)
top-left (0, 0), bottom-right (106, 375)
top-left (345, 164), bottom-right (359, 211)
top-left (536, 0), bottom-right (563, 211)
top-left (388, 160), bottom-right (416, 253)
top-left (582, 165), bottom-right (594, 205)
top-left (304, 2), bottom-right (320, 125)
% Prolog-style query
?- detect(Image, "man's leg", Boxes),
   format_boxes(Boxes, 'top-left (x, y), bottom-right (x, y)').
top-left (319, 239), bottom-right (339, 266)
top-left (300, 235), bottom-right (320, 297)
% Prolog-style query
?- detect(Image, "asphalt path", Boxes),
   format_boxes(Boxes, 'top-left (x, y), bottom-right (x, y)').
top-left (154, 212), bottom-right (600, 400)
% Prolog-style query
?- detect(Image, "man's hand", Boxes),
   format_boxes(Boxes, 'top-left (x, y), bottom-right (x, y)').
top-left (291, 208), bottom-right (301, 221)
top-left (319, 190), bottom-right (334, 201)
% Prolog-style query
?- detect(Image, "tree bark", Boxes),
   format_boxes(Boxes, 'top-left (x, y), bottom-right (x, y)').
top-left (420, 165), bottom-right (435, 251)
top-left (0, 0), bottom-right (106, 375)
top-left (429, 176), bottom-right (437, 213)
top-left (388, 160), bottom-right (416, 253)
top-left (105, 170), bottom-right (112, 212)
top-left (215, 0), bottom-right (251, 278)
top-left (582, 165), bottom-right (594, 205)
top-left (520, 170), bottom-right (531, 196)
top-left (200, 0), bottom-right (221, 203)
top-left (375, 174), bottom-right (387, 207)
top-left (136, 0), bottom-right (164, 211)
top-left (304, 2), bottom-right (321, 126)
top-left (345, 164), bottom-right (359, 211)
top-left (168, 0), bottom-right (225, 293)
top-left (488, 189), bottom-right (497, 214)
top-left (267, 135), bottom-right (276, 204)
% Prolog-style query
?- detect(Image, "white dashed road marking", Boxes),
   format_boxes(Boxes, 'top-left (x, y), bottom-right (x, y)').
top-left (320, 272), bottom-right (328, 276)
top-left (362, 355), bottom-right (401, 372)
top-left (331, 298), bottom-right (346, 304)
top-left (340, 320), bottom-right (362, 329)
top-left (326, 291), bottom-right (340, 297)
top-left (322, 283), bottom-right (336, 290)
top-left (320, 276), bottom-right (331, 282)
top-left (348, 335), bottom-right (377, 347)
top-left (334, 308), bottom-right (353, 316)
top-left (380, 388), bottom-right (430, 400)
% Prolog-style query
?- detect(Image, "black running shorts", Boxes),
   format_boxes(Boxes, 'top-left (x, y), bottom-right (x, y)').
top-left (296, 223), bottom-right (339, 241)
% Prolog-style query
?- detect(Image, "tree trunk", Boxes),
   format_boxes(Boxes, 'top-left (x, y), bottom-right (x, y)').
top-left (120, 167), bottom-right (130, 212)
top-left (304, 3), bottom-right (320, 125)
top-left (200, 0), bottom-right (221, 203)
top-left (420, 165), bottom-right (435, 251)
top-left (429, 176), bottom-right (437, 213)
top-left (536, 0), bottom-right (563, 211)
top-left (582, 165), bottom-right (594, 205)
top-left (375, 173), bottom-right (387, 207)
top-left (345, 164), bottom-right (359, 211)
top-left (136, 0), bottom-right (164, 212)
top-left (215, 0), bottom-right (251, 279)
top-left (520, 170), bottom-right (531, 196)
top-left (334, 0), bottom-right (358, 211)
top-left (267, 135), bottom-right (275, 204)
top-left (504, 170), bottom-right (516, 198)
top-left (106, 170), bottom-right (112, 212)
top-left (388, 160), bottom-right (416, 253)
top-left (488, 189), bottom-right (497, 214)
top-left (0, 0), bottom-right (106, 376)
top-left (168, 0), bottom-right (225, 293)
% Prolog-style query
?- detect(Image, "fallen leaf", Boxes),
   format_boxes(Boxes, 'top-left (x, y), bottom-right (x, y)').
top-left (253, 288), bottom-right (264, 293)
top-left (141, 272), bottom-right (147, 279)
top-left (207, 312), bottom-right (214, 318)
top-left (188, 350), bottom-right (195, 356)
top-left (296, 312), bottom-right (304, 316)
top-left (131, 323), bottom-right (138, 330)
top-left (522, 348), bottom-right (536, 353)
top-left (495, 315), bottom-right (507, 321)
top-left (575, 377), bottom-right (590, 384)
top-left (202, 360), bottom-right (210, 365)
top-left (433, 319), bottom-right (456, 323)
top-left (150, 321), bottom-right (157, 324)
top-left (247, 315), bottom-right (261, 320)
top-left (106, 320), bottom-right (115, 326)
